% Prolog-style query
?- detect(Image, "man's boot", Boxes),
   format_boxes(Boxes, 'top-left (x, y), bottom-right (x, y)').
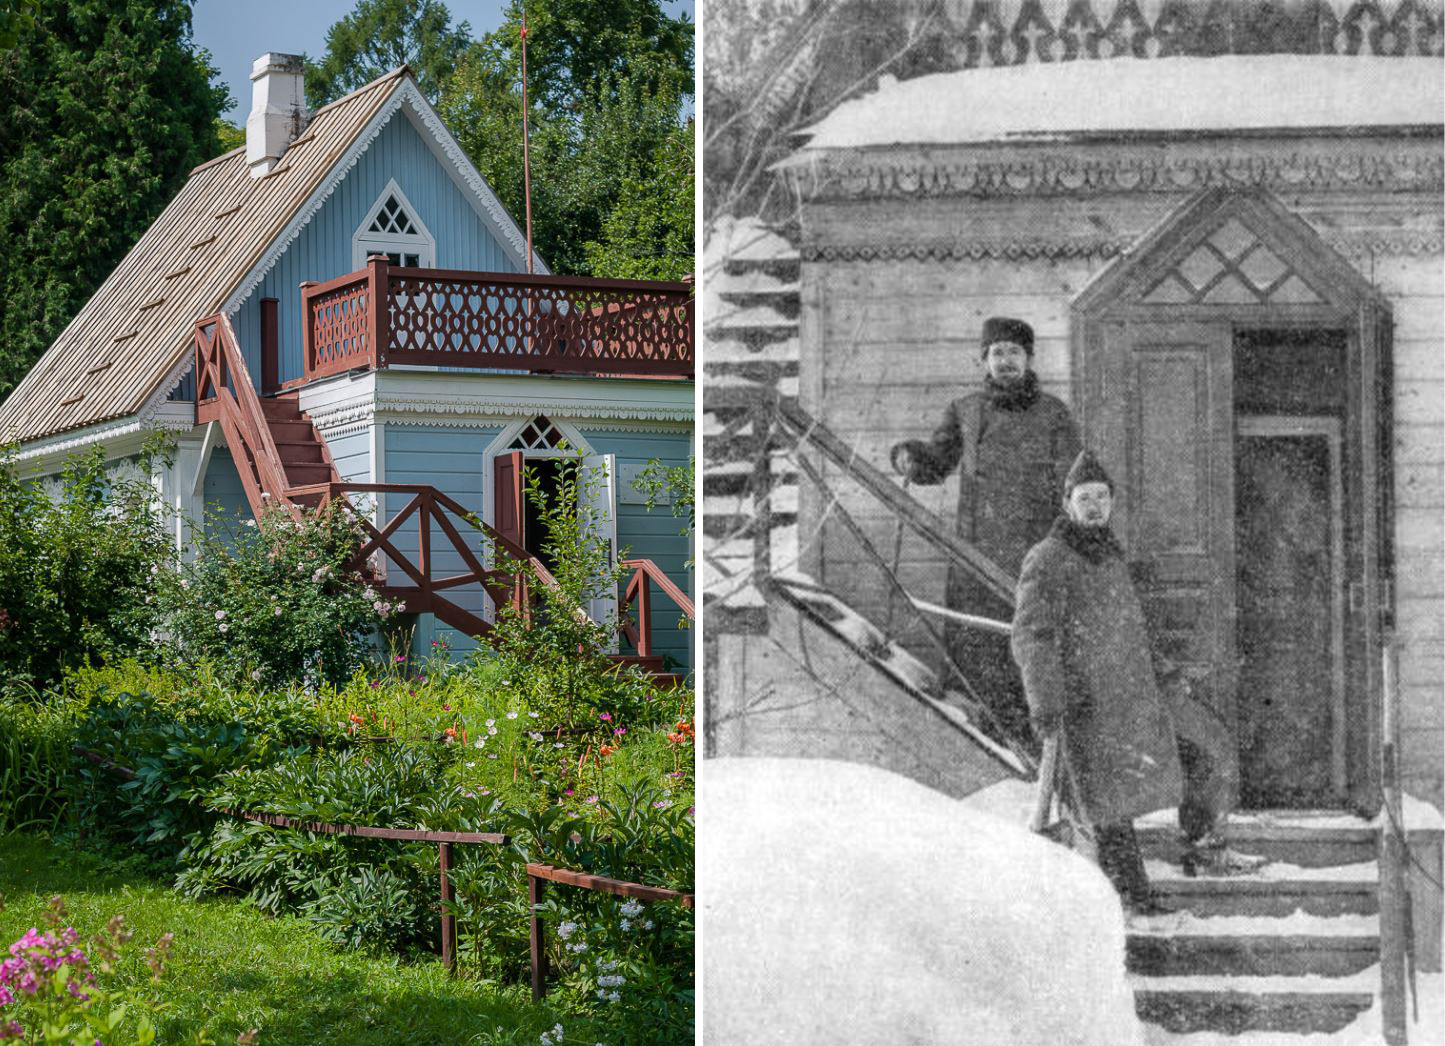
top-left (1181, 830), bottom-right (1269, 878)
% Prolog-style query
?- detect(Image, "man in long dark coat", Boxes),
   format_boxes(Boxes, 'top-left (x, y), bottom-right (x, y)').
top-left (892, 317), bottom-right (1080, 749)
top-left (1012, 451), bottom-right (1264, 913)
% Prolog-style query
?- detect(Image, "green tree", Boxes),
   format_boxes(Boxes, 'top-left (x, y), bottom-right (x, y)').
top-left (304, 0), bottom-right (472, 107)
top-left (0, 0), bottom-right (227, 405)
top-left (438, 0), bottom-right (693, 275)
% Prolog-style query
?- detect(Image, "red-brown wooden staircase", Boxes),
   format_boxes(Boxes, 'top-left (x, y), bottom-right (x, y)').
top-left (193, 313), bottom-right (691, 678)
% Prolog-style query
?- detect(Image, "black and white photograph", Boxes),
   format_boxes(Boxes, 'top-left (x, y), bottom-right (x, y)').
top-left (700, 1), bottom-right (1445, 1042)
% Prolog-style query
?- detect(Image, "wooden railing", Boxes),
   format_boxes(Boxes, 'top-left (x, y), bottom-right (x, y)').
top-left (303, 257), bottom-right (694, 382)
top-left (193, 314), bottom-right (294, 520)
top-left (527, 862), bottom-right (693, 1000)
top-left (286, 481), bottom-right (564, 640)
top-left (619, 558), bottom-right (695, 660)
top-left (1379, 633), bottom-right (1411, 1045)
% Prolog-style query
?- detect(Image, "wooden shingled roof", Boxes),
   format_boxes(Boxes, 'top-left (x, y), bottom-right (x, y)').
top-left (0, 67), bottom-right (410, 446)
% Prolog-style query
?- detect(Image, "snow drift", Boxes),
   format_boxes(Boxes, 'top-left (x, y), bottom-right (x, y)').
top-left (702, 757), bottom-right (1144, 1045)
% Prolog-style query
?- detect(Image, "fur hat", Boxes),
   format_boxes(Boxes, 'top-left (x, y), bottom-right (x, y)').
top-left (980, 317), bottom-right (1034, 358)
top-left (1064, 450), bottom-right (1114, 496)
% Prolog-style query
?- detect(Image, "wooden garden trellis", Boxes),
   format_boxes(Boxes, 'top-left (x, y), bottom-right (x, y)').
top-left (526, 863), bottom-right (694, 1000)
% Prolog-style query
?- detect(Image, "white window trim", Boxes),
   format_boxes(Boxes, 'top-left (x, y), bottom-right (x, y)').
top-left (352, 178), bottom-right (436, 270)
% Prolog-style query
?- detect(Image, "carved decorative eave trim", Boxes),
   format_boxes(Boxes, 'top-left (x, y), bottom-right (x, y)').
top-left (1322, 231), bottom-right (1445, 257)
top-left (781, 138), bottom-right (1445, 201)
top-left (10, 403), bottom-right (194, 467)
top-left (802, 239), bottom-right (1129, 262)
top-left (304, 394), bottom-right (692, 432)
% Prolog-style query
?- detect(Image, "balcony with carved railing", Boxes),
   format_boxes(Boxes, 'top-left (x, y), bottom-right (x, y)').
top-left (301, 257), bottom-right (694, 383)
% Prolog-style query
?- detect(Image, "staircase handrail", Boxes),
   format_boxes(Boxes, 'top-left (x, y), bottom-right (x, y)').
top-left (618, 558), bottom-right (696, 658)
top-left (193, 313), bottom-right (295, 516)
top-left (1379, 631), bottom-right (1412, 1045)
top-left (772, 397), bottom-right (1016, 606)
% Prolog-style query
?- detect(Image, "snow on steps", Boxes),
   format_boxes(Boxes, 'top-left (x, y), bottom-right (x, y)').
top-left (1144, 859), bottom-right (1379, 918)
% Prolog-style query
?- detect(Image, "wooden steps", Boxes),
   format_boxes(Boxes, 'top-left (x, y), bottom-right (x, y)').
top-left (258, 393), bottom-right (339, 497)
top-left (1129, 815), bottom-right (1383, 1037)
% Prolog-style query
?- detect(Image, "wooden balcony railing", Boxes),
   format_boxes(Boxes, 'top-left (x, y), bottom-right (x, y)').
top-left (303, 257), bottom-right (694, 382)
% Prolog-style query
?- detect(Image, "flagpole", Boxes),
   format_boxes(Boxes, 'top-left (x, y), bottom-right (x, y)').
top-left (520, 4), bottom-right (535, 274)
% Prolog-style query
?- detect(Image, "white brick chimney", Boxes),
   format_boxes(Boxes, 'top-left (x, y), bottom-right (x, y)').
top-left (246, 53), bottom-right (308, 178)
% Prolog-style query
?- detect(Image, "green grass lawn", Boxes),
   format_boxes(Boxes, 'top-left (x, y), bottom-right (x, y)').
top-left (0, 832), bottom-right (568, 1045)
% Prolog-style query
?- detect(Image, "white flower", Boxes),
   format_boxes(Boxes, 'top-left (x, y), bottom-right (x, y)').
top-left (273, 607), bottom-right (282, 617)
top-left (528, 733), bottom-right (543, 742)
top-left (244, 519), bottom-right (256, 527)
top-left (597, 974), bottom-right (626, 988)
top-left (218, 623), bottom-right (229, 633)
top-left (506, 712), bottom-right (518, 720)
top-left (363, 588), bottom-right (376, 601)
top-left (552, 1025), bottom-right (564, 1041)
top-left (395, 601), bottom-right (406, 612)
top-left (619, 899), bottom-right (644, 918)
top-left (553, 742), bottom-right (565, 749)
top-left (180, 579), bottom-right (190, 589)
top-left (214, 610), bottom-right (226, 621)
top-left (606, 992), bottom-right (619, 1003)
top-left (485, 719), bottom-right (495, 727)
top-left (488, 727), bottom-right (498, 736)
top-left (144, 595), bottom-right (152, 604)
top-left (620, 919), bottom-right (630, 931)
top-left (474, 739), bottom-right (485, 749)
top-left (486, 753), bottom-right (497, 760)
top-left (373, 600), bottom-right (385, 612)
top-left (567, 941), bottom-right (587, 954)
top-left (250, 669), bottom-right (262, 682)
top-left (643, 920), bottom-right (653, 930)
top-left (466, 761), bottom-right (476, 768)
top-left (150, 564), bottom-right (159, 575)
top-left (540, 1036), bottom-right (551, 1046)
top-left (557, 921), bottom-right (577, 940)
top-left (527, 711), bottom-right (540, 718)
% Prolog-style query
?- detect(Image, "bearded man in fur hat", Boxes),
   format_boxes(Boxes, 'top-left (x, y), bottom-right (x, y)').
top-left (1012, 451), bottom-right (1266, 914)
top-left (891, 317), bottom-right (1080, 750)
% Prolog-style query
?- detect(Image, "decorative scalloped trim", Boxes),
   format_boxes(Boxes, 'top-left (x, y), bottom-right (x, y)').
top-left (303, 394), bottom-right (691, 431)
top-left (140, 351), bottom-right (197, 422)
top-left (11, 409), bottom-right (193, 464)
top-left (801, 240), bottom-right (1128, 262)
top-left (1323, 232), bottom-right (1445, 257)
top-left (784, 145), bottom-right (1445, 201)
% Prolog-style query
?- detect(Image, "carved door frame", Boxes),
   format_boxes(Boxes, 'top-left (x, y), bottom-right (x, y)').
top-left (1071, 188), bottom-right (1393, 812)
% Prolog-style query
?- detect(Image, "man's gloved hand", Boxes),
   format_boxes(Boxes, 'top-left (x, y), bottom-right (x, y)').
top-left (890, 439), bottom-right (928, 477)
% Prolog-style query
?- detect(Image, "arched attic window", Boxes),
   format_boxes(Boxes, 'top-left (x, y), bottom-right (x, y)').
top-left (353, 179), bottom-right (436, 269)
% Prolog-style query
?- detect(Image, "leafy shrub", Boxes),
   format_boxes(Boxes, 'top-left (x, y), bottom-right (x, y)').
top-left (488, 454), bottom-right (659, 729)
top-left (180, 746), bottom-right (476, 954)
top-left (67, 670), bottom-right (328, 868)
top-left (0, 440), bottom-right (172, 694)
top-left (154, 500), bottom-right (387, 688)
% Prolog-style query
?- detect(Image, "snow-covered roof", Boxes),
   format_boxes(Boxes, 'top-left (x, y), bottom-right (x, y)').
top-left (796, 56), bottom-right (1444, 150)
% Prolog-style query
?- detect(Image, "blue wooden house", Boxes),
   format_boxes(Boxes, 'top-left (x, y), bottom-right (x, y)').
top-left (0, 55), bottom-right (694, 671)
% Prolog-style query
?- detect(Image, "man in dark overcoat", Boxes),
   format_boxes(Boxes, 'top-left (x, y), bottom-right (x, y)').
top-left (1012, 451), bottom-right (1264, 913)
top-left (892, 317), bottom-right (1080, 749)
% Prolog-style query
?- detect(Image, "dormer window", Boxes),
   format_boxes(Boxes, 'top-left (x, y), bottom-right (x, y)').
top-left (353, 179), bottom-right (435, 269)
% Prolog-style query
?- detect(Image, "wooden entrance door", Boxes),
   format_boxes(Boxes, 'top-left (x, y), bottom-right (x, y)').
top-left (1072, 189), bottom-right (1394, 812)
top-left (1086, 322), bottom-right (1240, 730)
top-left (1235, 417), bottom-right (1346, 808)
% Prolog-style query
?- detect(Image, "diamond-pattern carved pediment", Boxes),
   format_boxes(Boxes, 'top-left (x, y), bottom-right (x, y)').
top-left (1142, 218), bottom-right (1325, 306)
